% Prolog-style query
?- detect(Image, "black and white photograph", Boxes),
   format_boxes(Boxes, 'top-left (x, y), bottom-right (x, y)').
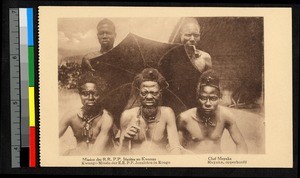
top-left (58, 17), bottom-right (264, 156)
top-left (39, 7), bottom-right (292, 167)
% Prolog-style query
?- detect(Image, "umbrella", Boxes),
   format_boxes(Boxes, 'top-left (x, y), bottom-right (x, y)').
top-left (158, 45), bottom-right (201, 114)
top-left (86, 33), bottom-right (199, 127)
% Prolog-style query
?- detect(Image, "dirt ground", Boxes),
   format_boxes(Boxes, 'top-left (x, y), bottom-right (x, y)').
top-left (59, 89), bottom-right (265, 155)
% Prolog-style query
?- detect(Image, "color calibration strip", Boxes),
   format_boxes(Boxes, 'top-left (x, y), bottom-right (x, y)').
top-left (9, 8), bottom-right (36, 168)
top-left (27, 8), bottom-right (36, 167)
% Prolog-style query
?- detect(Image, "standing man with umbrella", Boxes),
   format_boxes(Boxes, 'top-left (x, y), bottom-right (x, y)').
top-left (159, 17), bottom-right (213, 111)
top-left (171, 17), bottom-right (212, 73)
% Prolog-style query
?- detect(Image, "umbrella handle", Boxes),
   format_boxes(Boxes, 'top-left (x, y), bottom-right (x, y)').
top-left (116, 134), bottom-right (132, 154)
top-left (128, 140), bottom-right (132, 152)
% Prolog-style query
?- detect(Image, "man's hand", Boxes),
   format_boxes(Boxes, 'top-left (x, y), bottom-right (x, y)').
top-left (82, 58), bottom-right (96, 72)
top-left (184, 45), bottom-right (196, 58)
top-left (124, 125), bottom-right (140, 139)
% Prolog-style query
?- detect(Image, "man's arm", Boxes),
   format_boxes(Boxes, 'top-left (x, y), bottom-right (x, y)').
top-left (165, 108), bottom-right (182, 154)
top-left (202, 52), bottom-right (212, 70)
top-left (193, 50), bottom-right (212, 73)
top-left (225, 111), bottom-right (248, 154)
top-left (90, 113), bottom-right (113, 155)
top-left (81, 54), bottom-right (95, 72)
top-left (177, 114), bottom-right (188, 148)
top-left (59, 111), bottom-right (72, 138)
top-left (117, 111), bottom-right (137, 153)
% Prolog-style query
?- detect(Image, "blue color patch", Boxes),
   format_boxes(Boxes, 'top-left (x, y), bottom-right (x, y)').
top-left (27, 8), bottom-right (33, 46)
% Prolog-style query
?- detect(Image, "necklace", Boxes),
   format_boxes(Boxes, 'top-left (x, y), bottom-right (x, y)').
top-left (200, 115), bottom-right (216, 127)
top-left (140, 106), bottom-right (160, 123)
top-left (78, 109), bottom-right (103, 147)
top-left (195, 108), bottom-right (216, 127)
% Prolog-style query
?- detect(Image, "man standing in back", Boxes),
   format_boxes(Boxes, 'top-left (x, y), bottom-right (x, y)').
top-left (82, 18), bottom-right (117, 72)
top-left (179, 17), bottom-right (212, 73)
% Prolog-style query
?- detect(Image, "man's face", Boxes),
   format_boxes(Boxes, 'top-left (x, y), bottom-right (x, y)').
top-left (139, 81), bottom-right (161, 108)
top-left (79, 83), bottom-right (100, 107)
top-left (180, 23), bottom-right (200, 46)
top-left (97, 24), bottom-right (116, 48)
top-left (197, 85), bottom-right (219, 115)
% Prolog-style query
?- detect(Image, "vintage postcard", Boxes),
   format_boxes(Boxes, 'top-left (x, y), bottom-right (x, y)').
top-left (39, 7), bottom-right (292, 167)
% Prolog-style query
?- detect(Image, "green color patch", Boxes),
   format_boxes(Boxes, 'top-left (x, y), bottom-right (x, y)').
top-left (28, 46), bottom-right (34, 86)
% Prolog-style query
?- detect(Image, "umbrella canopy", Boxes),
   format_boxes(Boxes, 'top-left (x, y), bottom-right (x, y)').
top-left (169, 17), bottom-right (263, 108)
top-left (158, 45), bottom-right (201, 114)
top-left (86, 33), bottom-right (196, 127)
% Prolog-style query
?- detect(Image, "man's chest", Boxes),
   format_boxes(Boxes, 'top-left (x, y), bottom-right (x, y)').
top-left (71, 119), bottom-right (101, 139)
top-left (185, 120), bottom-right (225, 141)
top-left (137, 120), bottom-right (167, 142)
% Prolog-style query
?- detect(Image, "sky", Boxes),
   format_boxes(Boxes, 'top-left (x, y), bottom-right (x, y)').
top-left (58, 17), bottom-right (181, 52)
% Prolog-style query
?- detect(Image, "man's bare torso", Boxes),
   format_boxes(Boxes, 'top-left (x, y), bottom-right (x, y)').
top-left (179, 106), bottom-right (229, 154)
top-left (123, 107), bottom-right (171, 154)
top-left (68, 109), bottom-right (109, 152)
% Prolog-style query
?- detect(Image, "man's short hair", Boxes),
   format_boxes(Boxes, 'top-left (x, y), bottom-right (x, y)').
top-left (197, 69), bottom-right (220, 96)
top-left (132, 68), bottom-right (168, 90)
top-left (97, 18), bottom-right (116, 32)
top-left (77, 72), bottom-right (108, 93)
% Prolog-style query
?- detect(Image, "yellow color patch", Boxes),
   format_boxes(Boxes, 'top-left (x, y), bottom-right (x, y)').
top-left (29, 87), bottom-right (35, 127)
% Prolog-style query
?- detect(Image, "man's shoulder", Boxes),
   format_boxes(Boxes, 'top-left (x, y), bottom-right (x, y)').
top-left (178, 107), bottom-right (197, 121)
top-left (219, 106), bottom-right (233, 115)
top-left (197, 49), bottom-right (211, 59)
top-left (98, 109), bottom-right (113, 128)
top-left (120, 107), bottom-right (139, 125)
top-left (83, 51), bottom-right (102, 60)
top-left (102, 109), bottom-right (114, 121)
top-left (121, 107), bottom-right (139, 118)
top-left (63, 107), bottom-right (81, 122)
top-left (160, 106), bottom-right (175, 114)
top-left (218, 106), bottom-right (235, 123)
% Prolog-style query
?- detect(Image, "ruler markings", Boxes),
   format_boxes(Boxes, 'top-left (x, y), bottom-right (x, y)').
top-left (10, 7), bottom-right (36, 168)
top-left (9, 8), bottom-right (21, 168)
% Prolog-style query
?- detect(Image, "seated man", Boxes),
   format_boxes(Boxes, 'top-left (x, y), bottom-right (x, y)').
top-left (118, 68), bottom-right (181, 155)
top-left (178, 70), bottom-right (248, 154)
top-left (179, 17), bottom-right (212, 73)
top-left (59, 72), bottom-right (113, 155)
